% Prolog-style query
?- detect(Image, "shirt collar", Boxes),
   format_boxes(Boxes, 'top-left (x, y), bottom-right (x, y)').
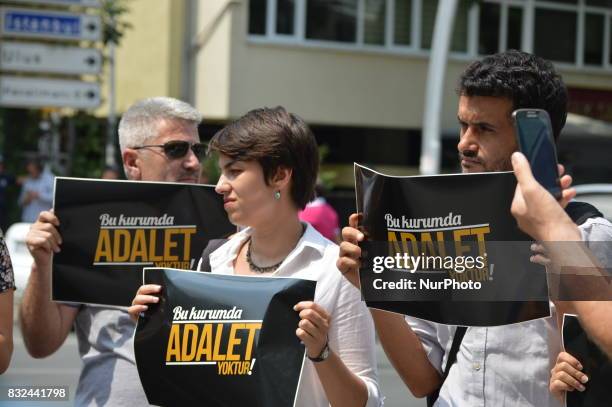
top-left (208, 222), bottom-right (326, 274)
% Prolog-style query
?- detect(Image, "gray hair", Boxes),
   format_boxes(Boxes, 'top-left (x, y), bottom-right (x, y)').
top-left (118, 97), bottom-right (202, 152)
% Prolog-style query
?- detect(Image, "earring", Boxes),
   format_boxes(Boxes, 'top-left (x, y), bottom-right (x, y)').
top-left (274, 191), bottom-right (281, 200)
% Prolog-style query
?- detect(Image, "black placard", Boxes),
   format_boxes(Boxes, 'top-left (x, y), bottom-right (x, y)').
top-left (355, 164), bottom-right (550, 326)
top-left (563, 314), bottom-right (612, 407)
top-left (52, 177), bottom-right (235, 306)
top-left (135, 268), bottom-right (316, 407)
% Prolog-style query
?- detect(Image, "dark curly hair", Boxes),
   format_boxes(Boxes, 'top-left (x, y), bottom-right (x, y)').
top-left (458, 50), bottom-right (568, 141)
top-left (208, 106), bottom-right (319, 209)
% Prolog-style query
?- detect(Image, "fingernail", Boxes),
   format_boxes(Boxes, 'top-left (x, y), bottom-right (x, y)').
top-left (579, 384), bottom-right (585, 391)
top-left (153, 297), bottom-right (159, 303)
top-left (581, 375), bottom-right (589, 383)
top-left (577, 363), bottom-right (583, 370)
top-left (511, 152), bottom-right (520, 163)
top-left (293, 305), bottom-right (298, 311)
top-left (358, 233), bottom-right (364, 240)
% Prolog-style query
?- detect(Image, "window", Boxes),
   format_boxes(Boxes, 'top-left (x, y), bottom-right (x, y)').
top-left (588, 0), bottom-right (612, 6)
top-left (306, 0), bottom-right (357, 42)
top-left (364, 0), bottom-right (386, 45)
top-left (394, 0), bottom-right (412, 45)
top-left (249, 0), bottom-right (267, 35)
top-left (420, 0), bottom-right (438, 49)
top-left (249, 0), bottom-right (474, 52)
top-left (248, 0), bottom-right (612, 71)
top-left (609, 16), bottom-right (612, 64)
top-left (476, 0), bottom-right (612, 70)
top-left (451, 0), bottom-right (470, 52)
top-left (479, 2), bottom-right (501, 55)
top-left (277, 0), bottom-right (295, 35)
top-left (420, 0), bottom-right (471, 51)
top-left (584, 13), bottom-right (604, 65)
top-left (507, 7), bottom-right (523, 51)
top-left (534, 8), bottom-right (577, 63)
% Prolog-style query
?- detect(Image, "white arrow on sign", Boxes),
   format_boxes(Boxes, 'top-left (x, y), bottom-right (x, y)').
top-left (0, 76), bottom-right (100, 109)
top-left (6, 0), bottom-right (100, 8)
top-left (0, 7), bottom-right (102, 42)
top-left (0, 41), bottom-right (102, 75)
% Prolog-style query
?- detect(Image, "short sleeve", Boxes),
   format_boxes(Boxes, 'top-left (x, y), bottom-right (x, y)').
top-left (579, 217), bottom-right (612, 268)
top-left (0, 237), bottom-right (16, 292)
top-left (405, 316), bottom-right (445, 374)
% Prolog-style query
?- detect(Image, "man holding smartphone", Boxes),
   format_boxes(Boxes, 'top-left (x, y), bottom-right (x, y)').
top-left (337, 50), bottom-right (612, 406)
top-left (20, 97), bottom-right (203, 406)
top-left (513, 109), bottom-right (562, 199)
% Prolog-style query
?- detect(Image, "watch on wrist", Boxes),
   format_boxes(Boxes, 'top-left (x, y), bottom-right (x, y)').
top-left (307, 342), bottom-right (330, 363)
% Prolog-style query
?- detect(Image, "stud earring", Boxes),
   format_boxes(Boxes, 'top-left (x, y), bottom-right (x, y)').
top-left (274, 191), bottom-right (281, 200)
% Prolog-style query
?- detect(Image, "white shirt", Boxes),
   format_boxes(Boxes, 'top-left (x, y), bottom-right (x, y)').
top-left (207, 223), bottom-right (383, 407)
top-left (409, 217), bottom-right (612, 407)
top-left (410, 316), bottom-right (560, 407)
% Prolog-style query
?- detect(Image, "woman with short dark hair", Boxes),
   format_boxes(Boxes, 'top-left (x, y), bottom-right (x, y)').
top-left (0, 233), bottom-right (15, 374)
top-left (131, 107), bottom-right (381, 407)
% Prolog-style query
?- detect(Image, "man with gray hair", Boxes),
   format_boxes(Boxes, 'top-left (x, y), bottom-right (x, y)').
top-left (118, 97), bottom-right (203, 183)
top-left (20, 97), bottom-right (203, 406)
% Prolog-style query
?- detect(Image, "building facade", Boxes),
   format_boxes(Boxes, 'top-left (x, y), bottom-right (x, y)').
top-left (106, 0), bottom-right (612, 184)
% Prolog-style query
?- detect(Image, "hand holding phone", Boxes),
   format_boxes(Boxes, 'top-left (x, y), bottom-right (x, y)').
top-left (512, 109), bottom-right (562, 199)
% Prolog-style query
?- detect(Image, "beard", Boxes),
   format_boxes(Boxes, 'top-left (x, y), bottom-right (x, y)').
top-left (459, 153), bottom-right (513, 173)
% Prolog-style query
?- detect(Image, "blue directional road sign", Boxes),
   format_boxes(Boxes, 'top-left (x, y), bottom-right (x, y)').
top-left (8, 0), bottom-right (100, 7)
top-left (0, 7), bottom-right (102, 41)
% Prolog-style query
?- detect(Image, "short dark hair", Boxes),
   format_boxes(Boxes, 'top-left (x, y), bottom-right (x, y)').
top-left (208, 106), bottom-right (319, 209)
top-left (26, 158), bottom-right (43, 172)
top-left (458, 50), bottom-right (568, 141)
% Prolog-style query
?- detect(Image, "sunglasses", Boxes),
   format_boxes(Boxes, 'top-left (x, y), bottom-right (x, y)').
top-left (132, 140), bottom-right (206, 160)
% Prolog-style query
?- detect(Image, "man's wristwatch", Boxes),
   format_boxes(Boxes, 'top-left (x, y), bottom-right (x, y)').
top-left (307, 342), bottom-right (330, 362)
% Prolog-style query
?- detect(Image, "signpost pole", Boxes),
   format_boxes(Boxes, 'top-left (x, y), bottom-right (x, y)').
top-left (106, 16), bottom-right (117, 169)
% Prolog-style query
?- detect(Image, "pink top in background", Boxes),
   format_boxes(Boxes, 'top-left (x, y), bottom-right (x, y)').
top-left (299, 197), bottom-right (340, 242)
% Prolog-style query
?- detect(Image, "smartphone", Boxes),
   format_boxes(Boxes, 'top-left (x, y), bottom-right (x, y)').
top-left (512, 109), bottom-right (562, 199)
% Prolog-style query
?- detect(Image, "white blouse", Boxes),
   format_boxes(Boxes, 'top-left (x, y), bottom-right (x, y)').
top-left (206, 222), bottom-right (383, 407)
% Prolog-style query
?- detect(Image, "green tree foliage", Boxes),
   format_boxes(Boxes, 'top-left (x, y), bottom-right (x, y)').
top-left (101, 0), bottom-right (133, 45)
